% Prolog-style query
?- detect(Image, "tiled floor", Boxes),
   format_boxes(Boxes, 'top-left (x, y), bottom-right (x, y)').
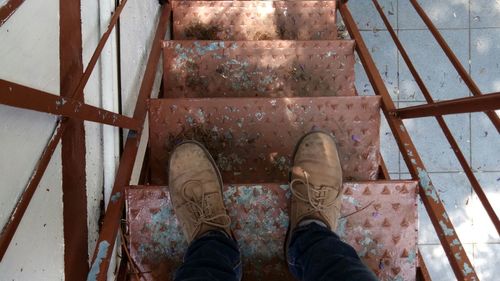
top-left (346, 1), bottom-right (500, 280)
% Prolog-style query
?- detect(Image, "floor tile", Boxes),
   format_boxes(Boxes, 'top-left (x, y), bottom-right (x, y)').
top-left (398, 0), bottom-right (469, 30)
top-left (471, 113), bottom-right (500, 171)
top-left (400, 103), bottom-right (471, 172)
top-left (398, 29), bottom-right (470, 101)
top-left (418, 196), bottom-right (440, 244)
top-left (380, 115), bottom-right (400, 173)
top-left (400, 173), bottom-right (412, 180)
top-left (419, 243), bottom-right (474, 281)
top-left (347, 0), bottom-right (397, 31)
top-left (469, 172), bottom-right (500, 243)
top-left (418, 172), bottom-right (474, 244)
top-left (471, 28), bottom-right (500, 94)
top-left (474, 172), bottom-right (500, 215)
top-left (474, 243), bottom-right (500, 281)
top-left (389, 173), bottom-right (400, 179)
top-left (471, 0), bottom-right (500, 28)
top-left (355, 30), bottom-right (399, 100)
top-left (400, 158), bottom-right (410, 174)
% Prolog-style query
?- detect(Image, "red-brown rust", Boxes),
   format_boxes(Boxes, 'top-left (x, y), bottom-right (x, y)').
top-left (339, 2), bottom-right (479, 280)
top-left (162, 40), bottom-right (356, 98)
top-left (372, 0), bottom-right (500, 235)
top-left (126, 182), bottom-right (418, 281)
top-left (148, 96), bottom-right (381, 184)
top-left (173, 1), bottom-right (338, 41)
top-left (395, 93), bottom-right (500, 119)
top-left (87, 5), bottom-right (172, 281)
top-left (60, 0), bottom-right (88, 278)
top-left (0, 79), bottom-right (141, 130)
top-left (409, 0), bottom-right (500, 133)
top-left (0, 0), bottom-right (25, 27)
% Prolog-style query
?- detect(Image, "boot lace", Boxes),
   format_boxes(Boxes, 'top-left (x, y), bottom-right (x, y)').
top-left (290, 170), bottom-right (341, 212)
top-left (181, 180), bottom-right (231, 230)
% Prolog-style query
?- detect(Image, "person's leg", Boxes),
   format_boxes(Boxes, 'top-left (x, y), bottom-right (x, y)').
top-left (285, 132), bottom-right (378, 281)
top-left (174, 230), bottom-right (242, 281)
top-left (287, 221), bottom-right (378, 281)
top-left (169, 141), bottom-right (241, 281)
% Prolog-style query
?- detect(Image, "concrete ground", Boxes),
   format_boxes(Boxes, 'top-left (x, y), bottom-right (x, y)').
top-left (344, 0), bottom-right (500, 280)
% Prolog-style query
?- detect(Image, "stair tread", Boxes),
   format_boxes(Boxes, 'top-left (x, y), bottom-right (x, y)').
top-left (162, 40), bottom-right (356, 98)
top-left (126, 181), bottom-right (417, 281)
top-left (148, 96), bottom-right (381, 185)
top-left (173, 1), bottom-right (338, 41)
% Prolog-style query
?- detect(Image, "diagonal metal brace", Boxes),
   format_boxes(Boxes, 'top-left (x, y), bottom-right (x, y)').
top-left (0, 79), bottom-right (141, 130)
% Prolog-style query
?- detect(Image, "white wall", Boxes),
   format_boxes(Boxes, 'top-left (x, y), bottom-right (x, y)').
top-left (120, 1), bottom-right (163, 119)
top-left (0, 0), bottom-right (117, 279)
top-left (120, 2), bottom-right (164, 194)
top-left (0, 0), bottom-right (164, 279)
top-left (0, 0), bottom-right (64, 279)
top-left (81, 0), bottom-right (105, 262)
top-left (0, 145), bottom-right (64, 280)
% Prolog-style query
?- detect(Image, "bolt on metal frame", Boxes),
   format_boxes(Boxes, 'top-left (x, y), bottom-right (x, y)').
top-left (0, 0), bottom-right (498, 280)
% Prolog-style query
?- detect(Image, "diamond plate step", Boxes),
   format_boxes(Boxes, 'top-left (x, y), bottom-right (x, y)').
top-left (162, 40), bottom-right (356, 98)
top-left (126, 181), bottom-right (418, 281)
top-left (173, 1), bottom-right (337, 40)
top-left (148, 96), bottom-right (381, 185)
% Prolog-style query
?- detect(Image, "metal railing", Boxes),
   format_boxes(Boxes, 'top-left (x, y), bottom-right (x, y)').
top-left (0, 0), bottom-right (498, 280)
top-left (340, 1), bottom-right (498, 280)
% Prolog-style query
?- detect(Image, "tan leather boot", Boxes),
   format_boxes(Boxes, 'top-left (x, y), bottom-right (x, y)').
top-left (169, 141), bottom-right (232, 243)
top-left (288, 131), bottom-right (343, 232)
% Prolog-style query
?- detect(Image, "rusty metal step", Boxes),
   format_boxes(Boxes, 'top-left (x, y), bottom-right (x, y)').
top-left (162, 40), bottom-right (356, 98)
top-left (126, 181), bottom-right (418, 281)
top-left (173, 1), bottom-right (338, 41)
top-left (148, 96), bottom-right (381, 185)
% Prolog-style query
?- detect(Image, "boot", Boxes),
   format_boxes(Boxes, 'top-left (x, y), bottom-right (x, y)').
top-left (286, 131), bottom-right (344, 254)
top-left (168, 141), bottom-right (232, 243)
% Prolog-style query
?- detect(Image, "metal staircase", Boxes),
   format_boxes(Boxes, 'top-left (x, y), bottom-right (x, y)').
top-left (125, 1), bottom-right (418, 280)
top-left (2, 1), bottom-right (497, 280)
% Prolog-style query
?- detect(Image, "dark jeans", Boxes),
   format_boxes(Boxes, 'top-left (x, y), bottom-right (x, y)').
top-left (174, 223), bottom-right (378, 281)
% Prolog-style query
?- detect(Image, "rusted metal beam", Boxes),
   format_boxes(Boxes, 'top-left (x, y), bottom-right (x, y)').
top-left (372, 0), bottom-right (500, 235)
top-left (59, 0), bottom-right (88, 279)
top-left (395, 93), bottom-right (500, 119)
top-left (409, 0), bottom-right (500, 132)
top-left (339, 3), bottom-right (479, 280)
top-left (0, 0), bottom-right (25, 27)
top-left (87, 5), bottom-right (171, 281)
top-left (0, 79), bottom-right (141, 130)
